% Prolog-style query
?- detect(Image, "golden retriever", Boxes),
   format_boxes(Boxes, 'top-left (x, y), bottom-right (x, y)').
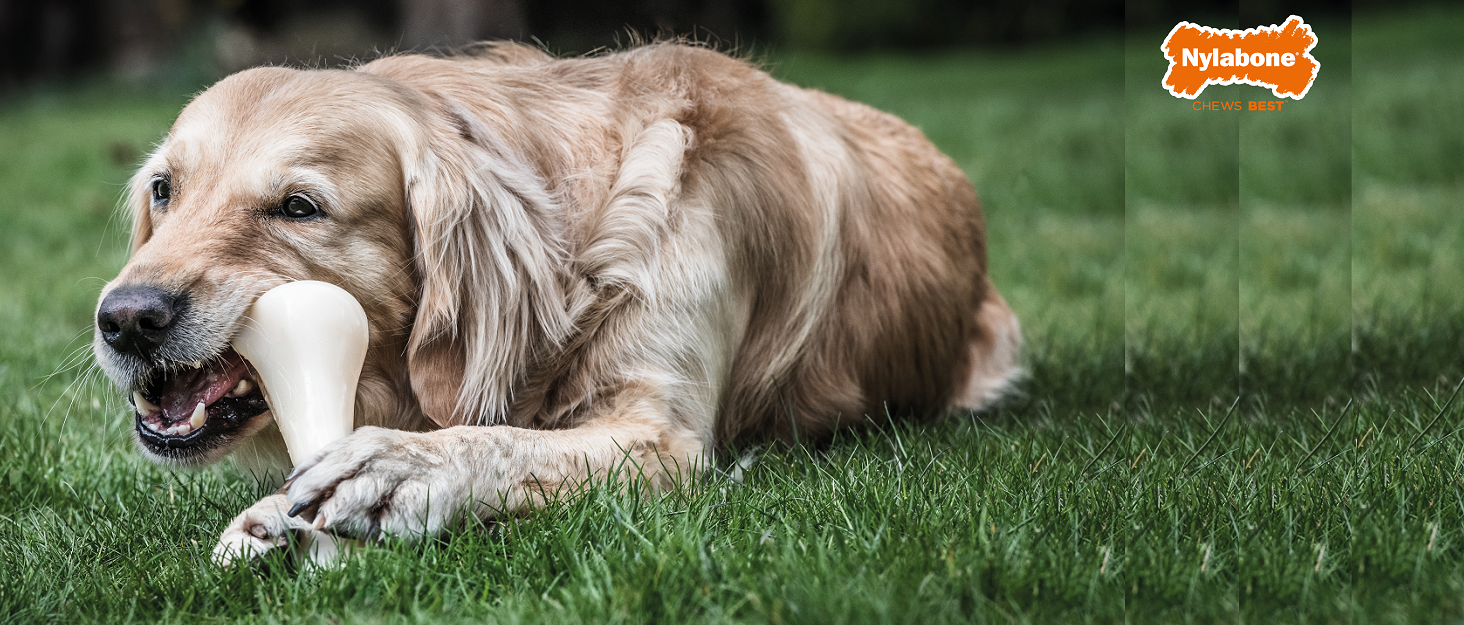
top-left (92, 42), bottom-right (1022, 563)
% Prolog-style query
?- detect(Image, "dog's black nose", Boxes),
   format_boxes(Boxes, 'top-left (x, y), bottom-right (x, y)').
top-left (97, 285), bottom-right (179, 359)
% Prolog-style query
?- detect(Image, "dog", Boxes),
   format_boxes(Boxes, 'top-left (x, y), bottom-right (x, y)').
top-left (91, 42), bottom-right (1022, 564)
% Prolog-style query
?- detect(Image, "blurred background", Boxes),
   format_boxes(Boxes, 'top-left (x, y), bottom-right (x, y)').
top-left (0, 0), bottom-right (1103, 86)
top-left (0, 0), bottom-right (1378, 90)
top-left (2, 0), bottom-right (1117, 89)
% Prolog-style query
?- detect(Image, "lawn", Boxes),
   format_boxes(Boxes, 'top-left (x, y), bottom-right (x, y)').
top-left (1, 7), bottom-right (1462, 623)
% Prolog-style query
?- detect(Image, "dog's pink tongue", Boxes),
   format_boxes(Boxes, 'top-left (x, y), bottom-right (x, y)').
top-left (159, 349), bottom-right (251, 424)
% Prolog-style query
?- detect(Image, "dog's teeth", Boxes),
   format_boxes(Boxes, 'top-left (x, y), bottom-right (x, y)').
top-left (228, 379), bottom-right (253, 397)
top-left (133, 391), bottom-right (160, 415)
top-left (190, 402), bottom-right (207, 429)
top-left (174, 422), bottom-right (193, 436)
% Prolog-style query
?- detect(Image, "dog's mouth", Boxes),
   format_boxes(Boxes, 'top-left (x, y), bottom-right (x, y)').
top-left (131, 347), bottom-right (269, 458)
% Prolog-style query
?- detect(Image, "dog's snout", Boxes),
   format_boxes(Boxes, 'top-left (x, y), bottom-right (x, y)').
top-left (97, 285), bottom-right (180, 359)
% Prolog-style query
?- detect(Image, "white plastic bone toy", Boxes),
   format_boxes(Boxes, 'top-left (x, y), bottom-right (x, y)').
top-left (232, 280), bottom-right (368, 565)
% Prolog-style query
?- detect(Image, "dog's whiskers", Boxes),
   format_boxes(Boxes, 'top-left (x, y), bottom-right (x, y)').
top-left (38, 328), bottom-right (103, 384)
top-left (46, 359), bottom-right (112, 443)
top-left (41, 326), bottom-right (119, 435)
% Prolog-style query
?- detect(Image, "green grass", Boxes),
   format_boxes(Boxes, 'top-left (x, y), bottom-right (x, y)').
top-left (2, 7), bottom-right (1464, 623)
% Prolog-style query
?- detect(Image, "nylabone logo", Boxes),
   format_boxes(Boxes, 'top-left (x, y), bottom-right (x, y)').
top-left (1161, 15), bottom-right (1319, 100)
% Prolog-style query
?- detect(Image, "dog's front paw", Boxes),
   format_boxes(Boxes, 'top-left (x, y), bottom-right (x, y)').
top-left (212, 493), bottom-right (312, 567)
top-left (284, 427), bottom-right (475, 541)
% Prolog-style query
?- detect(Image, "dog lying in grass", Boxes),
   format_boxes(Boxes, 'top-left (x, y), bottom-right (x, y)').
top-left (91, 42), bottom-right (1022, 564)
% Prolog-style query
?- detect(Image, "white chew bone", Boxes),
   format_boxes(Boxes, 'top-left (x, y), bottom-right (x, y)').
top-left (231, 280), bottom-right (368, 465)
top-left (231, 280), bottom-right (369, 567)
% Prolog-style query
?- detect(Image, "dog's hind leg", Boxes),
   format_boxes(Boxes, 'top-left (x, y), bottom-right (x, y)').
top-left (950, 283), bottom-right (1023, 411)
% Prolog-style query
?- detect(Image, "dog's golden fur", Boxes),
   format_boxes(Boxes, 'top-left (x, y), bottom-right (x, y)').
top-left (95, 42), bottom-right (1021, 561)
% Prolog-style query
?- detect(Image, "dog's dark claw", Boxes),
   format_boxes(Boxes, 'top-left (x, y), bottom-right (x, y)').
top-left (364, 522), bottom-right (382, 543)
top-left (287, 500), bottom-right (312, 518)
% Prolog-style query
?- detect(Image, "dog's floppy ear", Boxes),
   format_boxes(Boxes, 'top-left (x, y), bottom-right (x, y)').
top-left (404, 104), bottom-right (574, 428)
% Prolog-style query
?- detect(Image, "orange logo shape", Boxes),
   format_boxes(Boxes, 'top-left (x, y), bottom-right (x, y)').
top-left (1161, 16), bottom-right (1319, 100)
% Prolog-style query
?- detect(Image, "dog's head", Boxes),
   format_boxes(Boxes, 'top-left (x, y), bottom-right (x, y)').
top-left (93, 64), bottom-right (572, 466)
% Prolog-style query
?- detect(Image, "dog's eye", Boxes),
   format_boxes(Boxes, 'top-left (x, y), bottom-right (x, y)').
top-left (280, 195), bottom-right (319, 219)
top-left (151, 178), bottom-right (171, 204)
